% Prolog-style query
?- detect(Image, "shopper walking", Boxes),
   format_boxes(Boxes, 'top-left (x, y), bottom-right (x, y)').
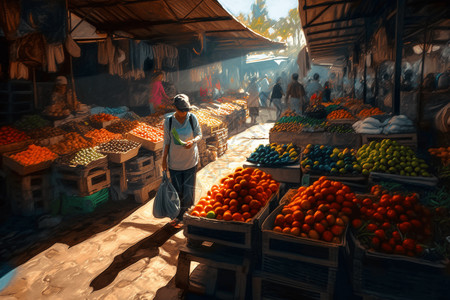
top-left (149, 71), bottom-right (170, 114)
top-left (246, 77), bottom-right (260, 124)
top-left (305, 73), bottom-right (323, 104)
top-left (270, 77), bottom-right (285, 120)
top-left (286, 73), bottom-right (306, 115)
top-left (162, 94), bottom-right (202, 226)
top-left (258, 74), bottom-right (270, 107)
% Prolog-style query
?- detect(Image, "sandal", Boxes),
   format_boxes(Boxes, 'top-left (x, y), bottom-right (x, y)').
top-left (169, 219), bottom-right (183, 229)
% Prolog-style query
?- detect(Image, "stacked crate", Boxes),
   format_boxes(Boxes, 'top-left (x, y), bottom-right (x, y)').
top-left (55, 157), bottom-right (111, 197)
top-left (176, 190), bottom-right (280, 299)
top-left (206, 128), bottom-right (228, 157)
top-left (5, 169), bottom-right (52, 216)
top-left (253, 192), bottom-right (347, 300)
top-left (125, 148), bottom-right (162, 203)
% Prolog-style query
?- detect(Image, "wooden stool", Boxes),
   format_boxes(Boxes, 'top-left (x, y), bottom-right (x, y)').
top-left (175, 244), bottom-right (250, 300)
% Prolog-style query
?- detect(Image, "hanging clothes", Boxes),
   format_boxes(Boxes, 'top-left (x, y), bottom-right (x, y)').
top-left (152, 44), bottom-right (178, 70)
top-left (65, 34), bottom-right (81, 58)
top-left (0, 0), bottom-right (20, 40)
top-left (297, 46), bottom-right (311, 78)
top-left (46, 43), bottom-right (64, 72)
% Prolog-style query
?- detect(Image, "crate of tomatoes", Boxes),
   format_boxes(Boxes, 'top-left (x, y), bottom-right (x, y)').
top-left (349, 186), bottom-right (450, 299)
top-left (260, 177), bottom-right (356, 293)
top-left (183, 167), bottom-right (280, 249)
top-left (126, 122), bottom-right (164, 151)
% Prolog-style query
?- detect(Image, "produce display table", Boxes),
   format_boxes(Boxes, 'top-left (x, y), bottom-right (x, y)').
top-left (243, 162), bottom-right (301, 184)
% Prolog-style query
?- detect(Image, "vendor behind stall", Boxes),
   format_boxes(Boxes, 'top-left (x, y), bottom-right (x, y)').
top-left (149, 71), bottom-right (170, 114)
top-left (44, 76), bottom-right (79, 117)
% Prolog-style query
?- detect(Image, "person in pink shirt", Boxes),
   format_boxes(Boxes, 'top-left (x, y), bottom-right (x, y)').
top-left (149, 71), bottom-right (170, 114)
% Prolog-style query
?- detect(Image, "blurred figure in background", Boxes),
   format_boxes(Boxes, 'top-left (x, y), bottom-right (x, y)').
top-left (258, 74), bottom-right (270, 107)
top-left (246, 77), bottom-right (260, 124)
top-left (322, 81), bottom-right (332, 102)
top-left (306, 73), bottom-right (323, 103)
top-left (149, 71), bottom-right (170, 114)
top-left (286, 73), bottom-right (306, 115)
top-left (270, 77), bottom-right (285, 120)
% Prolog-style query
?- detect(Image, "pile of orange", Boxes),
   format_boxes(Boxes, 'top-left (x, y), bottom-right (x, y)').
top-left (84, 129), bottom-right (122, 145)
top-left (129, 123), bottom-right (164, 142)
top-left (357, 108), bottom-right (384, 118)
top-left (90, 113), bottom-right (118, 122)
top-left (428, 147), bottom-right (450, 165)
top-left (49, 132), bottom-right (92, 155)
top-left (10, 144), bottom-right (58, 166)
top-left (327, 109), bottom-right (355, 120)
top-left (190, 167), bottom-right (279, 222)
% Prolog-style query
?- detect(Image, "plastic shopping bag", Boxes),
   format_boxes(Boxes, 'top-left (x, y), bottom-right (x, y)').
top-left (153, 171), bottom-right (180, 219)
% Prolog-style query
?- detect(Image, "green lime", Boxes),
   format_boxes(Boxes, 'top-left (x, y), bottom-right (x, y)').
top-left (206, 211), bottom-right (216, 219)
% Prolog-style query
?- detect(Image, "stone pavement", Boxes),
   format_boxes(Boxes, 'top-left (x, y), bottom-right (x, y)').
top-left (0, 115), bottom-right (275, 299)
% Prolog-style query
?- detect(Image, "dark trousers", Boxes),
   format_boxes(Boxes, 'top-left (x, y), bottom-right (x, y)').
top-left (169, 165), bottom-right (197, 220)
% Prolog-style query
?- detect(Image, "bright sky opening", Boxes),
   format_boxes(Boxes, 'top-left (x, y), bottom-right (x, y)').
top-left (219, 0), bottom-right (298, 20)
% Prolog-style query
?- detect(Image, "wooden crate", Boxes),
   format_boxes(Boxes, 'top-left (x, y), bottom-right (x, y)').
top-left (6, 170), bottom-right (52, 216)
top-left (243, 162), bottom-right (301, 184)
top-left (3, 151), bottom-right (56, 176)
top-left (126, 155), bottom-right (154, 173)
top-left (127, 169), bottom-right (156, 186)
top-left (0, 139), bottom-right (33, 154)
top-left (99, 144), bottom-right (141, 163)
top-left (348, 232), bottom-right (450, 300)
top-left (252, 271), bottom-right (332, 300)
top-left (261, 205), bottom-right (347, 268)
top-left (55, 156), bottom-right (108, 176)
top-left (58, 168), bottom-right (111, 197)
top-left (183, 190), bottom-right (279, 249)
top-left (175, 244), bottom-right (250, 300)
top-left (109, 163), bottom-right (128, 201)
top-left (361, 133), bottom-right (417, 149)
top-left (128, 177), bottom-right (162, 203)
top-left (369, 172), bottom-right (438, 188)
top-left (90, 118), bottom-right (119, 129)
top-left (125, 132), bottom-right (163, 151)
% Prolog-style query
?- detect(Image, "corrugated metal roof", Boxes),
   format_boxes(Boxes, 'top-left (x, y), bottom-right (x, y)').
top-left (298, 0), bottom-right (449, 64)
top-left (69, 0), bottom-right (284, 54)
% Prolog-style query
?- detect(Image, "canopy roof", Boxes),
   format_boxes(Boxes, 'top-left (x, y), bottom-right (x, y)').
top-left (298, 0), bottom-right (449, 64)
top-left (69, 0), bottom-right (284, 55)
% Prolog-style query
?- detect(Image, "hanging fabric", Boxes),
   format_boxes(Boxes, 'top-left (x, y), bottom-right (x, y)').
top-left (65, 34), bottom-right (81, 58)
top-left (0, 0), bottom-right (20, 40)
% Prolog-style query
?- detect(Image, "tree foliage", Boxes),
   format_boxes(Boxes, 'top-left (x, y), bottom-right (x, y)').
top-left (239, 2), bottom-right (304, 49)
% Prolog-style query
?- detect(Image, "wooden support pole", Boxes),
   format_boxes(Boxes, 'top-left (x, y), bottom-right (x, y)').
top-left (393, 0), bottom-right (405, 115)
top-left (417, 25), bottom-right (428, 125)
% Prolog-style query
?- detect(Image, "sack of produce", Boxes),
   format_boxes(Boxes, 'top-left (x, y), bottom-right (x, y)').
top-left (153, 171), bottom-right (180, 219)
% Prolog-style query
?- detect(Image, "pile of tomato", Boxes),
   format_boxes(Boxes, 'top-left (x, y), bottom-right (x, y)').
top-left (190, 167), bottom-right (279, 222)
top-left (273, 176), bottom-right (355, 243)
top-left (0, 126), bottom-right (30, 146)
top-left (129, 123), bottom-right (164, 142)
top-left (352, 185), bottom-right (431, 257)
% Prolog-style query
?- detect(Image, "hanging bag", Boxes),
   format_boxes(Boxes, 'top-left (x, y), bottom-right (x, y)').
top-left (153, 171), bottom-right (180, 219)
